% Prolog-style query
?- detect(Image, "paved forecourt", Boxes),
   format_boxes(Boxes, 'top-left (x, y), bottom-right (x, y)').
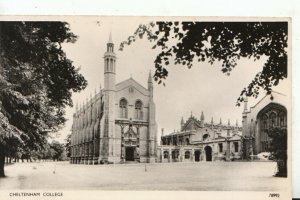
top-left (0, 161), bottom-right (288, 191)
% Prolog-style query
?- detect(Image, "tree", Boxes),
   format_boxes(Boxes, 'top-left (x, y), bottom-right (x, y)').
top-left (120, 22), bottom-right (288, 105)
top-left (268, 127), bottom-right (287, 177)
top-left (50, 140), bottom-right (66, 161)
top-left (0, 22), bottom-right (87, 177)
top-left (64, 133), bottom-right (71, 158)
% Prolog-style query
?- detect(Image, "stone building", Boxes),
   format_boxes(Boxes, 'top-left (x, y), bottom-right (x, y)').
top-left (157, 112), bottom-right (242, 162)
top-left (70, 35), bottom-right (157, 164)
top-left (242, 91), bottom-right (288, 156)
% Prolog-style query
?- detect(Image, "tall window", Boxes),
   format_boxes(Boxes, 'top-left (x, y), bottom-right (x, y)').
top-left (119, 98), bottom-right (128, 118)
top-left (179, 139), bottom-right (182, 145)
top-left (186, 138), bottom-right (190, 145)
top-left (135, 100), bottom-right (143, 120)
top-left (234, 142), bottom-right (239, 152)
top-left (218, 143), bottom-right (223, 153)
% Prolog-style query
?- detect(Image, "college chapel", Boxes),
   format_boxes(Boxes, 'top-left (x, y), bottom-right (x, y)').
top-left (70, 35), bottom-right (157, 164)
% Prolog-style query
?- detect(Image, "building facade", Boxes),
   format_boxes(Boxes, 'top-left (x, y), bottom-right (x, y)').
top-left (242, 91), bottom-right (288, 156)
top-left (157, 112), bottom-right (242, 162)
top-left (70, 35), bottom-right (157, 164)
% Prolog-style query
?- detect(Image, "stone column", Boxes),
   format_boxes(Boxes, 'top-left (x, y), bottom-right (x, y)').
top-left (192, 149), bottom-right (195, 162)
top-left (226, 140), bottom-right (231, 161)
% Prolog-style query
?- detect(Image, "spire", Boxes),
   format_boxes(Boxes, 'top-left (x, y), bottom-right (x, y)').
top-left (236, 120), bottom-right (238, 127)
top-left (220, 118), bottom-right (222, 125)
top-left (180, 116), bottom-right (184, 131)
top-left (106, 33), bottom-right (114, 53)
top-left (200, 111), bottom-right (204, 121)
top-left (148, 71), bottom-right (153, 98)
top-left (211, 117), bottom-right (214, 124)
top-left (228, 119), bottom-right (230, 126)
top-left (148, 70), bottom-right (153, 83)
top-left (108, 32), bottom-right (113, 43)
top-left (99, 83), bottom-right (102, 95)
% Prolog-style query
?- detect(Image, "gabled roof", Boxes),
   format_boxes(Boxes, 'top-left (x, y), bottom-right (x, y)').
top-left (116, 77), bottom-right (149, 96)
top-left (182, 116), bottom-right (202, 131)
top-left (246, 91), bottom-right (287, 114)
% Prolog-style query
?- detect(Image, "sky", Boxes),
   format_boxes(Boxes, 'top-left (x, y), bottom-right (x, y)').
top-left (55, 16), bottom-right (289, 143)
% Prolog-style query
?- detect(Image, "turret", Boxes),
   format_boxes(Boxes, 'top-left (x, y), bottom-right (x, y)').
top-left (200, 111), bottom-right (205, 127)
top-left (147, 70), bottom-right (157, 162)
top-left (181, 117), bottom-right (184, 131)
top-left (148, 71), bottom-right (153, 99)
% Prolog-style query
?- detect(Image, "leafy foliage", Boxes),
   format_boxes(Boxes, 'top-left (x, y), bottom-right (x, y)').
top-left (49, 140), bottom-right (66, 161)
top-left (268, 127), bottom-right (287, 177)
top-left (120, 22), bottom-right (288, 105)
top-left (268, 127), bottom-right (287, 161)
top-left (0, 22), bottom-right (87, 176)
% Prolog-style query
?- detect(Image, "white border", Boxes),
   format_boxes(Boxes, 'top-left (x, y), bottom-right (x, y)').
top-left (0, 0), bottom-right (299, 198)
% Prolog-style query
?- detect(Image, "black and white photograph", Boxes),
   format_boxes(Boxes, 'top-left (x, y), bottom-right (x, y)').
top-left (0, 15), bottom-right (293, 200)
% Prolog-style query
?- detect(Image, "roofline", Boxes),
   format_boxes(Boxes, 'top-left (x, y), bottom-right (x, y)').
top-left (247, 91), bottom-right (286, 113)
top-left (116, 77), bottom-right (148, 91)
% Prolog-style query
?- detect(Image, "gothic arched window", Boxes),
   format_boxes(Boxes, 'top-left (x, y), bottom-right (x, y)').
top-left (135, 100), bottom-right (143, 120)
top-left (279, 112), bottom-right (286, 127)
top-left (119, 98), bottom-right (128, 118)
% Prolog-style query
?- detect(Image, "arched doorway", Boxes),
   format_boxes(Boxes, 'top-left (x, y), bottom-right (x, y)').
top-left (125, 147), bottom-right (135, 161)
top-left (171, 150), bottom-right (179, 162)
top-left (204, 146), bottom-right (212, 161)
top-left (195, 150), bottom-right (201, 162)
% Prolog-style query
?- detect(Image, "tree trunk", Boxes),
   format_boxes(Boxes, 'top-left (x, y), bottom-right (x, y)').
top-left (0, 153), bottom-right (5, 177)
top-left (276, 160), bottom-right (287, 177)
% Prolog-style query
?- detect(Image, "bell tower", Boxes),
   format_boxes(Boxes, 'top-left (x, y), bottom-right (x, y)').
top-left (101, 33), bottom-right (117, 163)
